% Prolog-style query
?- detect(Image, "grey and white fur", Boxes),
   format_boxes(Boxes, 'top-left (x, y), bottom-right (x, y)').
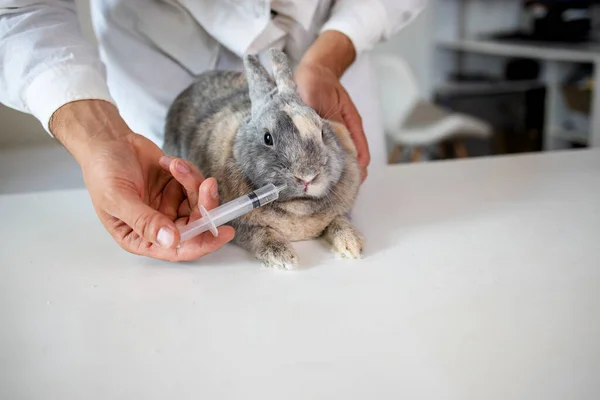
top-left (163, 48), bottom-right (363, 269)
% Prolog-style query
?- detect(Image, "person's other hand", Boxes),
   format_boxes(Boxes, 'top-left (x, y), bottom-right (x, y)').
top-left (295, 30), bottom-right (370, 182)
top-left (50, 100), bottom-right (235, 261)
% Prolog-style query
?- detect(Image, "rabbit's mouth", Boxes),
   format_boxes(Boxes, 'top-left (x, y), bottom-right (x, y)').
top-left (294, 172), bottom-right (321, 194)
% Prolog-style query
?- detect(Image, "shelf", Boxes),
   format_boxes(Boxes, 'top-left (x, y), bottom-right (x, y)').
top-left (435, 80), bottom-right (544, 96)
top-left (437, 38), bottom-right (600, 63)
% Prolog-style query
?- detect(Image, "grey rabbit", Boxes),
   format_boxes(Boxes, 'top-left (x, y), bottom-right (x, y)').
top-left (163, 48), bottom-right (363, 269)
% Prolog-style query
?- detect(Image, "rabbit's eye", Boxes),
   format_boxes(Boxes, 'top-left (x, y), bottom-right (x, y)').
top-left (321, 129), bottom-right (324, 139)
top-left (264, 131), bottom-right (274, 146)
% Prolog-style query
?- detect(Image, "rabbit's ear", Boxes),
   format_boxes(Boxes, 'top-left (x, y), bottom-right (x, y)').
top-left (243, 54), bottom-right (276, 114)
top-left (269, 48), bottom-right (296, 94)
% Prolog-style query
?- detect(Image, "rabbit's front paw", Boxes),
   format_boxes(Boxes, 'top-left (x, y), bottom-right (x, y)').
top-left (257, 241), bottom-right (298, 270)
top-left (330, 230), bottom-right (364, 259)
top-left (324, 217), bottom-right (364, 260)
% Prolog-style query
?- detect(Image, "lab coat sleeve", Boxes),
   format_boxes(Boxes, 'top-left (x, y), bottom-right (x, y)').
top-left (0, 0), bottom-right (115, 135)
top-left (319, 0), bottom-right (427, 54)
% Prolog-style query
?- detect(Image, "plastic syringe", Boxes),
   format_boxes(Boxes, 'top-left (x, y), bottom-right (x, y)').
top-left (178, 183), bottom-right (286, 242)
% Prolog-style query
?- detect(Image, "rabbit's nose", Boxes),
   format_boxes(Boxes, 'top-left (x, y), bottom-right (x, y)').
top-left (295, 173), bottom-right (318, 185)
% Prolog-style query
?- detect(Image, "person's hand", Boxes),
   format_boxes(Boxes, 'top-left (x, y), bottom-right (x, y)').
top-left (295, 31), bottom-right (370, 182)
top-left (49, 100), bottom-right (235, 261)
top-left (295, 61), bottom-right (369, 180)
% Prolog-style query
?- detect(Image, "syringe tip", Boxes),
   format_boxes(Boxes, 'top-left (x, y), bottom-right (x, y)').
top-left (276, 184), bottom-right (287, 193)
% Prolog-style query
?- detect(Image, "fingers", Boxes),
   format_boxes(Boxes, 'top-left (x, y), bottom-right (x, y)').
top-left (339, 89), bottom-right (371, 177)
top-left (130, 223), bottom-right (234, 262)
top-left (105, 179), bottom-right (232, 261)
top-left (106, 186), bottom-right (234, 261)
top-left (157, 178), bottom-right (185, 220)
top-left (118, 222), bottom-right (235, 262)
top-left (161, 156), bottom-right (221, 219)
top-left (109, 191), bottom-right (181, 249)
top-left (170, 226), bottom-right (235, 261)
top-left (179, 177), bottom-right (219, 223)
top-left (159, 156), bottom-right (205, 208)
top-left (199, 177), bottom-right (220, 211)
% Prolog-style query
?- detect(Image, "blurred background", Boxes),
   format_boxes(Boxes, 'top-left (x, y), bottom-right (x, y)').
top-left (2, 0), bottom-right (599, 193)
top-left (376, 0), bottom-right (600, 164)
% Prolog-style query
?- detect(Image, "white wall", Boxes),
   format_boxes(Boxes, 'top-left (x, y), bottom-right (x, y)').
top-left (0, 1), bottom-right (434, 148)
top-left (375, 3), bottom-right (434, 99)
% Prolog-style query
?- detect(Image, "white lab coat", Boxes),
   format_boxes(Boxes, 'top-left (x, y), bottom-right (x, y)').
top-left (0, 0), bottom-right (426, 167)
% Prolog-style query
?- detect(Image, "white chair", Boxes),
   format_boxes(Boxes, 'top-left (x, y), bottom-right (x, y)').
top-left (372, 53), bottom-right (493, 163)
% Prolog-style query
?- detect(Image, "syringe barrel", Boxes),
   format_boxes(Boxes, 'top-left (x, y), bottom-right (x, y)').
top-left (179, 199), bottom-right (253, 242)
top-left (179, 218), bottom-right (212, 242)
top-left (210, 195), bottom-right (254, 227)
top-left (210, 183), bottom-right (279, 226)
top-left (252, 183), bottom-right (280, 206)
top-left (178, 183), bottom-right (282, 242)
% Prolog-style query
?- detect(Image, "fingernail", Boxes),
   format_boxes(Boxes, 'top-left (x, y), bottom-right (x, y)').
top-left (176, 161), bottom-right (190, 174)
top-left (159, 156), bottom-right (174, 168)
top-left (157, 227), bottom-right (174, 248)
top-left (210, 183), bottom-right (219, 200)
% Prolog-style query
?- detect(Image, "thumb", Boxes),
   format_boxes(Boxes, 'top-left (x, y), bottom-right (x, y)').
top-left (111, 193), bottom-right (180, 249)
